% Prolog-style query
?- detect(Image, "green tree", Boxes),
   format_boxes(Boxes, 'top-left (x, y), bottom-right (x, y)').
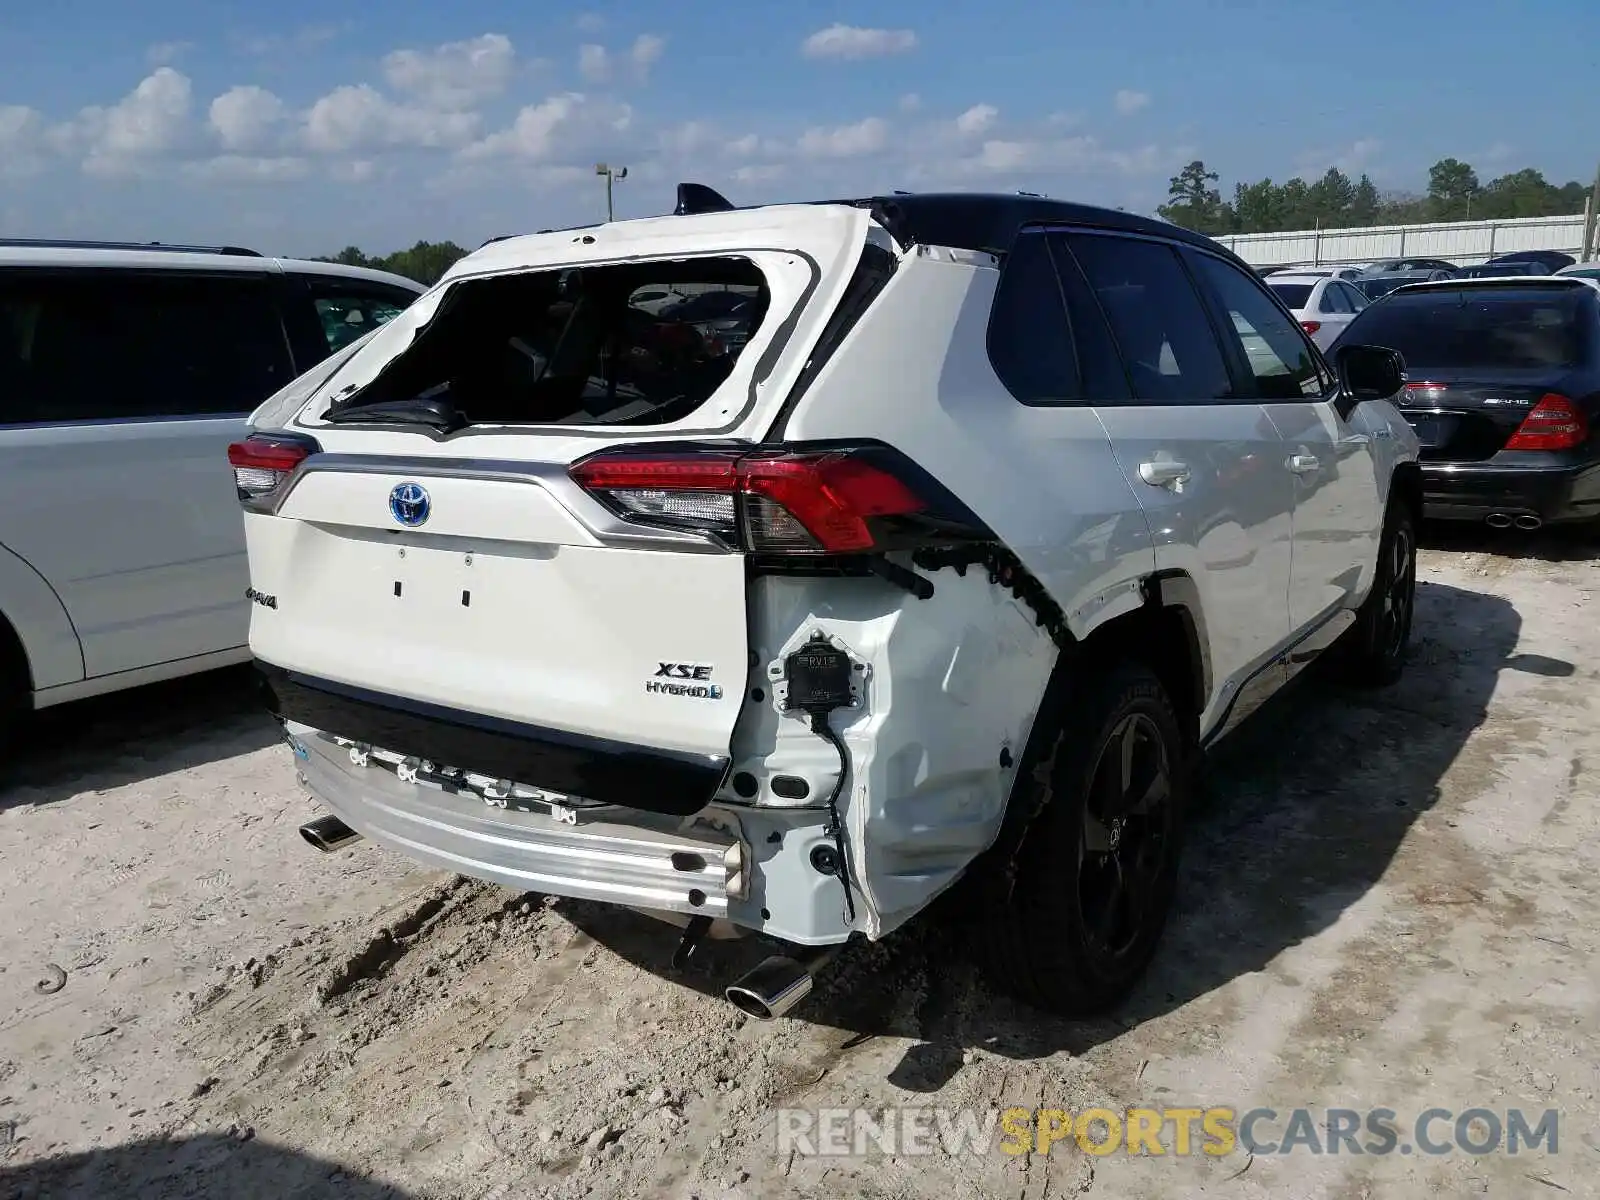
top-left (1233, 178), bottom-right (1285, 232)
top-left (1307, 168), bottom-right (1356, 226)
top-left (1350, 174), bottom-right (1382, 225)
top-left (1158, 160), bottom-right (1231, 234)
top-left (312, 240), bottom-right (470, 286)
top-left (1426, 157), bottom-right (1481, 220)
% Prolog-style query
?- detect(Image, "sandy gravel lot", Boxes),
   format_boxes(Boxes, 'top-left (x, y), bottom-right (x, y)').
top-left (2, 530), bottom-right (1598, 1199)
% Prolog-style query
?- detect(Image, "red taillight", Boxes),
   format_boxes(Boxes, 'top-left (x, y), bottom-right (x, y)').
top-left (1504, 394), bottom-right (1588, 452)
top-left (1300, 320), bottom-right (1321, 335)
top-left (227, 435), bottom-right (314, 499)
top-left (570, 446), bottom-right (972, 554)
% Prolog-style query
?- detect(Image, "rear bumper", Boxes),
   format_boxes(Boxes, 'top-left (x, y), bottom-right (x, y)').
top-left (1420, 459), bottom-right (1600, 523)
top-left (289, 722), bottom-right (750, 920)
top-left (257, 662), bottom-right (728, 817)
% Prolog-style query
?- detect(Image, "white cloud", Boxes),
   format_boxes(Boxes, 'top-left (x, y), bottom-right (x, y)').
top-left (185, 155), bottom-right (309, 184)
top-left (574, 12), bottom-right (606, 33)
top-left (954, 104), bottom-right (998, 137)
top-left (146, 41), bottom-right (192, 66)
top-left (724, 133), bottom-right (760, 157)
top-left (1114, 89), bottom-right (1151, 116)
top-left (76, 67), bottom-right (195, 177)
top-left (1296, 137), bottom-right (1382, 179)
top-left (798, 116), bottom-right (889, 159)
top-left (658, 121), bottom-right (716, 156)
top-left (235, 23), bottom-right (346, 57)
top-left (303, 84), bottom-right (481, 153)
top-left (383, 34), bottom-right (516, 109)
top-left (630, 34), bottom-right (665, 79)
top-left (209, 86), bottom-right (287, 152)
top-left (0, 106), bottom-right (51, 178)
top-left (733, 163), bottom-right (786, 184)
top-left (578, 44), bottom-right (610, 83)
top-left (801, 24), bottom-right (917, 61)
top-left (898, 93), bottom-right (922, 113)
top-left (463, 92), bottom-right (632, 163)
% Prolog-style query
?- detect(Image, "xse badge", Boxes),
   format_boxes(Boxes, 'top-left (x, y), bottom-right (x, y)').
top-left (647, 662), bottom-right (724, 700)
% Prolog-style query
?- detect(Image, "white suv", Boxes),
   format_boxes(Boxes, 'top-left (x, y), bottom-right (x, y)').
top-left (236, 189), bottom-right (1421, 1018)
top-left (0, 240), bottom-right (422, 744)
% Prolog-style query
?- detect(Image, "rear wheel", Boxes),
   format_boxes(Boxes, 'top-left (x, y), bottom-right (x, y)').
top-left (1333, 500), bottom-right (1417, 687)
top-left (979, 662), bottom-right (1188, 1016)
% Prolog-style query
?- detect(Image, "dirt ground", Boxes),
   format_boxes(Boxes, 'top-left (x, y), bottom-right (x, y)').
top-left (3, 529), bottom-right (1599, 1200)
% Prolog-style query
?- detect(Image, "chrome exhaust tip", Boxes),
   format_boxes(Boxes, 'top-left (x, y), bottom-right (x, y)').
top-left (726, 957), bottom-right (813, 1020)
top-left (1485, 513), bottom-right (1513, 529)
top-left (1513, 514), bottom-right (1543, 530)
top-left (300, 814), bottom-right (362, 853)
top-left (725, 946), bottom-right (843, 1020)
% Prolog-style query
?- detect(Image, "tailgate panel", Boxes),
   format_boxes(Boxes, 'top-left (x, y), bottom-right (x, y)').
top-left (245, 483), bottom-right (748, 766)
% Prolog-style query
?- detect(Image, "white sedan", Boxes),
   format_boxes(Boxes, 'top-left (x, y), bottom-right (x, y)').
top-left (1265, 272), bottom-right (1369, 350)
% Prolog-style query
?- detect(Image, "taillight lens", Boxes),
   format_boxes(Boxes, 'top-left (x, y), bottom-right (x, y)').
top-left (227, 434), bottom-right (315, 500)
top-left (1300, 320), bottom-right (1322, 335)
top-left (570, 444), bottom-right (987, 554)
top-left (1504, 394), bottom-right (1588, 452)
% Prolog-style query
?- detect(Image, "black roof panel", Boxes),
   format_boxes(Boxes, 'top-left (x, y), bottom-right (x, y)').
top-left (813, 191), bottom-right (1231, 258)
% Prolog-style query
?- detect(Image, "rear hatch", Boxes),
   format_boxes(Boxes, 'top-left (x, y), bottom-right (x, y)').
top-left (238, 205), bottom-right (883, 806)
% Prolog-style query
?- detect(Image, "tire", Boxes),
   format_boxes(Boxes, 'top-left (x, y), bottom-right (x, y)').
top-left (1332, 500), bottom-right (1417, 687)
top-left (978, 661), bottom-right (1188, 1016)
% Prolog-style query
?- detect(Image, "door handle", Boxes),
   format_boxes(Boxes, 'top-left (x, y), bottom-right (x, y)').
top-left (1338, 433), bottom-right (1371, 447)
top-left (1287, 453), bottom-right (1320, 475)
top-left (1138, 460), bottom-right (1190, 488)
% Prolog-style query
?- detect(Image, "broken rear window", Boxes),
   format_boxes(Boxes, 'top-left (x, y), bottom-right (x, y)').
top-left (326, 257), bottom-right (770, 427)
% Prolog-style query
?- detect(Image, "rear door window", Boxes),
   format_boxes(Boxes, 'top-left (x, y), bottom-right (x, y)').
top-left (1320, 284), bottom-right (1352, 314)
top-left (0, 271), bottom-right (293, 425)
top-left (1340, 288), bottom-right (1589, 369)
top-left (1063, 234), bottom-right (1236, 403)
top-left (1188, 252), bottom-right (1330, 399)
top-left (306, 286), bottom-right (413, 353)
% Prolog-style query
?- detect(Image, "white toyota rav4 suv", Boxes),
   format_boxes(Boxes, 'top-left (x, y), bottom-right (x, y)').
top-left (236, 188), bottom-right (1421, 1018)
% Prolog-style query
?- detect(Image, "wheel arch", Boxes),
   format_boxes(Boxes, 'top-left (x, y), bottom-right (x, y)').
top-left (0, 542), bottom-right (86, 697)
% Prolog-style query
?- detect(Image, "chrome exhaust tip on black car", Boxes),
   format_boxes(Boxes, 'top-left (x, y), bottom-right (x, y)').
top-left (300, 814), bottom-right (363, 852)
top-left (1513, 514), bottom-right (1543, 531)
top-left (1485, 513), bottom-right (1513, 529)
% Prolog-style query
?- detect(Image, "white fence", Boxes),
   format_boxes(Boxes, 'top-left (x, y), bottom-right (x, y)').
top-left (1210, 212), bottom-right (1588, 268)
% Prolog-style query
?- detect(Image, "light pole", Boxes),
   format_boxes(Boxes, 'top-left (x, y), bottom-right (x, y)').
top-left (595, 163), bottom-right (627, 222)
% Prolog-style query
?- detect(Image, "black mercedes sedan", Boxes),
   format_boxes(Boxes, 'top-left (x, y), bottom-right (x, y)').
top-left (1329, 277), bottom-right (1600, 528)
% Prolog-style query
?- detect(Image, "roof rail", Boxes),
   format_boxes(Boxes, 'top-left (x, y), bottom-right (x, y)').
top-left (0, 238), bottom-right (263, 257)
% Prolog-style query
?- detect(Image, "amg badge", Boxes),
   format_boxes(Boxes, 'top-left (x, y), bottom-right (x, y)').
top-left (647, 662), bottom-right (723, 700)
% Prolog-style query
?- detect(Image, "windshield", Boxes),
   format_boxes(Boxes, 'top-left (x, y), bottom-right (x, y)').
top-left (1342, 289), bottom-right (1588, 369)
top-left (1268, 282), bottom-right (1315, 309)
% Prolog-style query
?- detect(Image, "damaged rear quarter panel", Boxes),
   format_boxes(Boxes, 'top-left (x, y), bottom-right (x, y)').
top-left (732, 570), bottom-right (1058, 939)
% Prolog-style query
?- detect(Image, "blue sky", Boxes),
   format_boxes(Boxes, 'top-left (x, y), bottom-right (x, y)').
top-left (1, 0), bottom-right (1596, 257)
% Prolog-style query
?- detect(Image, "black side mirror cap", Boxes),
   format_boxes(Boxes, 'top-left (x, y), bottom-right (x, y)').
top-left (1335, 343), bottom-right (1406, 402)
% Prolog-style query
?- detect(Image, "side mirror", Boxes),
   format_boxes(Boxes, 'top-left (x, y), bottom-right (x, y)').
top-left (1335, 343), bottom-right (1405, 402)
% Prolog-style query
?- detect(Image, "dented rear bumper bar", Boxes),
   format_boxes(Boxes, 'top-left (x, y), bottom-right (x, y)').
top-left (287, 722), bottom-right (750, 918)
top-left (258, 662), bottom-right (728, 817)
